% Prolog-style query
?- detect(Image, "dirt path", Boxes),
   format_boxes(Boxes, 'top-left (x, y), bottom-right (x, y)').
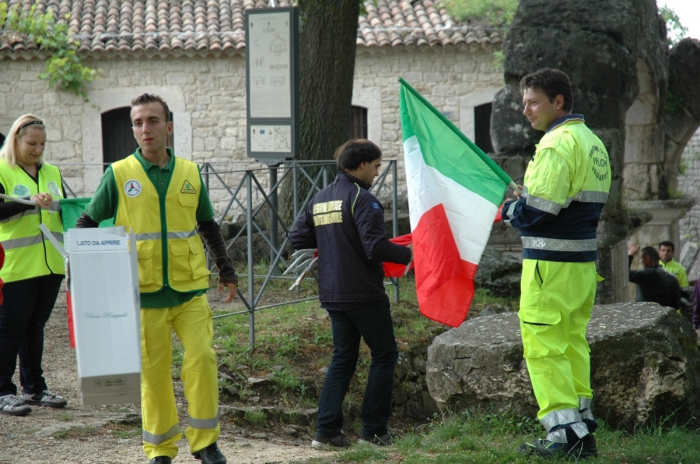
top-left (0, 288), bottom-right (332, 464)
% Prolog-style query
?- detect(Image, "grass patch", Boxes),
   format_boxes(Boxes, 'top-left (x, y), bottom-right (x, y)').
top-left (243, 409), bottom-right (267, 427)
top-left (53, 426), bottom-right (102, 440)
top-left (110, 425), bottom-right (142, 439)
top-left (300, 411), bottom-right (700, 463)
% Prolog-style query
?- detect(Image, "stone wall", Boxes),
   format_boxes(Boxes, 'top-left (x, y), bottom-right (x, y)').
top-left (677, 128), bottom-right (700, 280)
top-left (0, 45), bottom-right (502, 215)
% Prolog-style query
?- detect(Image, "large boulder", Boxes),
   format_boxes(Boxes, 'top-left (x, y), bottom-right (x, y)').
top-left (473, 248), bottom-right (522, 299)
top-left (426, 303), bottom-right (700, 430)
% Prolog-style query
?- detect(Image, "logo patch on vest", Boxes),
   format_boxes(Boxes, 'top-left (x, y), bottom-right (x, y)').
top-left (181, 180), bottom-right (196, 194)
top-left (124, 179), bottom-right (142, 197)
top-left (48, 182), bottom-right (61, 197)
top-left (13, 184), bottom-right (29, 197)
top-left (589, 145), bottom-right (609, 182)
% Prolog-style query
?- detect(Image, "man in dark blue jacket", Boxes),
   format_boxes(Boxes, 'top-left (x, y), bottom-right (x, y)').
top-left (628, 244), bottom-right (682, 309)
top-left (289, 139), bottom-right (412, 449)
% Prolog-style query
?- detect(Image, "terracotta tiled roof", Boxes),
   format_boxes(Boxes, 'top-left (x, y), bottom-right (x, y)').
top-left (358, 0), bottom-right (502, 49)
top-left (0, 0), bottom-right (501, 56)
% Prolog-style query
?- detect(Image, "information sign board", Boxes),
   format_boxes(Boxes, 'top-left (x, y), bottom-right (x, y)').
top-left (246, 7), bottom-right (299, 162)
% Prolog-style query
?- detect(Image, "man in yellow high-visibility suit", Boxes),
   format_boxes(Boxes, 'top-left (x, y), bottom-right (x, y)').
top-left (501, 69), bottom-right (611, 459)
top-left (658, 241), bottom-right (689, 287)
top-left (77, 94), bottom-right (237, 464)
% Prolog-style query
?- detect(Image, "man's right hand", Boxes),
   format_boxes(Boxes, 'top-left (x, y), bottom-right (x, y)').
top-left (628, 243), bottom-right (640, 256)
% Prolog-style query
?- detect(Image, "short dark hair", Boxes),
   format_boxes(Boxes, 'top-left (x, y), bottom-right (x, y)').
top-left (658, 241), bottom-right (674, 252)
top-left (335, 139), bottom-right (382, 172)
top-left (131, 93), bottom-right (171, 122)
top-left (641, 246), bottom-right (660, 263)
top-left (519, 68), bottom-right (574, 112)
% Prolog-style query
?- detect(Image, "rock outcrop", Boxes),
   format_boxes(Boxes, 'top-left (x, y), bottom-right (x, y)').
top-left (426, 302), bottom-right (700, 430)
top-left (474, 247), bottom-right (522, 299)
top-left (488, 0), bottom-right (671, 304)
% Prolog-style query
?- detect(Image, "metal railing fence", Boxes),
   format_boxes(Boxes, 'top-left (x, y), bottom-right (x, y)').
top-left (57, 159), bottom-right (403, 349)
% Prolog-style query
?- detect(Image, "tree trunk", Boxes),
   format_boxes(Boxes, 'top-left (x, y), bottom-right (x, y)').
top-left (280, 0), bottom-right (360, 225)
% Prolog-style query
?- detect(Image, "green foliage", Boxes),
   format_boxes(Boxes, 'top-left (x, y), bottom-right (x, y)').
top-left (243, 409), bottom-right (267, 426)
top-left (52, 426), bottom-right (100, 439)
top-left (110, 426), bottom-right (142, 439)
top-left (0, 2), bottom-right (97, 100)
top-left (659, 5), bottom-right (688, 45)
top-left (270, 369), bottom-right (308, 397)
top-left (442, 0), bottom-right (517, 28)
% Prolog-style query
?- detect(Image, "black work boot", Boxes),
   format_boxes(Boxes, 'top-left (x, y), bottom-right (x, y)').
top-left (518, 426), bottom-right (598, 459)
top-left (193, 442), bottom-right (226, 464)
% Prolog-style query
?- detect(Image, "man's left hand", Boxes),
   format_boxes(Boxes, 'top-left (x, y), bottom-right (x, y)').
top-left (219, 282), bottom-right (238, 303)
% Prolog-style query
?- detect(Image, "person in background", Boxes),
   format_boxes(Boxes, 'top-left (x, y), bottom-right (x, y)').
top-left (692, 280), bottom-right (700, 331)
top-left (628, 244), bottom-right (681, 309)
top-left (0, 115), bottom-right (67, 416)
top-left (658, 241), bottom-right (689, 287)
top-left (500, 69), bottom-right (610, 459)
top-left (76, 94), bottom-right (236, 464)
top-left (289, 139), bottom-right (413, 449)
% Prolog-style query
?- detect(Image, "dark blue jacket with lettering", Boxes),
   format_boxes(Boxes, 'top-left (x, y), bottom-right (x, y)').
top-left (289, 172), bottom-right (411, 307)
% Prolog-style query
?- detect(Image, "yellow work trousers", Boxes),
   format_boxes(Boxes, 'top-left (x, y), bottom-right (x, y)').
top-left (140, 294), bottom-right (220, 460)
top-left (519, 260), bottom-right (598, 420)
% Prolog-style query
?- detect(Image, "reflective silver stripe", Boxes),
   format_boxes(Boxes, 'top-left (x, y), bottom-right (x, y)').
top-left (505, 200), bottom-right (517, 220)
top-left (522, 186), bottom-right (607, 213)
top-left (47, 202), bottom-right (61, 212)
top-left (567, 190), bottom-right (608, 205)
top-left (135, 232), bottom-right (162, 241)
top-left (167, 230), bottom-right (197, 240)
top-left (545, 428), bottom-right (569, 444)
top-left (187, 411), bottom-right (219, 430)
top-left (541, 408), bottom-right (581, 432)
top-left (525, 193), bottom-right (563, 215)
top-left (521, 237), bottom-right (597, 252)
top-left (142, 423), bottom-right (181, 445)
top-left (135, 231), bottom-right (198, 241)
top-left (570, 421), bottom-right (590, 438)
top-left (2, 231), bottom-right (64, 250)
top-left (579, 397), bottom-right (594, 421)
top-left (0, 209), bottom-right (39, 223)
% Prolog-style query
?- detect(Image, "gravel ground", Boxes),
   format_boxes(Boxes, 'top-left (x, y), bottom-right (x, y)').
top-left (0, 288), bottom-right (332, 464)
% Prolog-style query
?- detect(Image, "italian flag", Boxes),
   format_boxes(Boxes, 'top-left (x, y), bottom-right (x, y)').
top-left (399, 78), bottom-right (513, 327)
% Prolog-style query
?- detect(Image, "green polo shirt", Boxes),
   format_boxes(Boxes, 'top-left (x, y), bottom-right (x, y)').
top-left (659, 258), bottom-right (689, 287)
top-left (85, 148), bottom-right (215, 308)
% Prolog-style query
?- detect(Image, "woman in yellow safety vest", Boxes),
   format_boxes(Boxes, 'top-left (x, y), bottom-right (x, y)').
top-left (0, 114), bottom-right (67, 416)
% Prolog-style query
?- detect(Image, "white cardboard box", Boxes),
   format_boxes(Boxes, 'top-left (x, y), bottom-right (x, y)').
top-left (63, 227), bottom-right (142, 405)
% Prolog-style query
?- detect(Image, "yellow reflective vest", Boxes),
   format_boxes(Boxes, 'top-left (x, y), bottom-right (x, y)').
top-left (0, 160), bottom-right (64, 283)
top-left (112, 155), bottom-right (210, 294)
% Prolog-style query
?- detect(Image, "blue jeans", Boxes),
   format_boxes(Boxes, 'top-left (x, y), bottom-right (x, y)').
top-left (0, 275), bottom-right (64, 396)
top-left (316, 299), bottom-right (399, 439)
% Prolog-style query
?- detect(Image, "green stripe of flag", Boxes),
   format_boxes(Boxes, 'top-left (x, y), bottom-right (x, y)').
top-left (399, 78), bottom-right (512, 206)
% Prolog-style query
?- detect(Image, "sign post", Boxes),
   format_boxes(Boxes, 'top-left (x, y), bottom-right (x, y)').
top-left (245, 7), bottom-right (299, 163)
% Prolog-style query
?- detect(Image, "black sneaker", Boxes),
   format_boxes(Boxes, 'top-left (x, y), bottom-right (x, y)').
top-left (21, 390), bottom-right (67, 408)
top-left (311, 433), bottom-right (351, 449)
top-left (193, 442), bottom-right (226, 464)
top-left (518, 433), bottom-right (598, 459)
top-left (359, 433), bottom-right (394, 446)
top-left (0, 394), bottom-right (32, 416)
top-left (148, 457), bottom-right (172, 464)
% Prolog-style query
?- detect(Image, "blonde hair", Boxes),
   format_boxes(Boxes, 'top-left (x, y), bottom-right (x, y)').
top-left (0, 114), bottom-right (46, 166)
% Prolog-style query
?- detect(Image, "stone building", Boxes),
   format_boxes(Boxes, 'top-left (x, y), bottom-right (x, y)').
top-left (0, 0), bottom-right (504, 212)
top-left (677, 128), bottom-right (700, 280)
